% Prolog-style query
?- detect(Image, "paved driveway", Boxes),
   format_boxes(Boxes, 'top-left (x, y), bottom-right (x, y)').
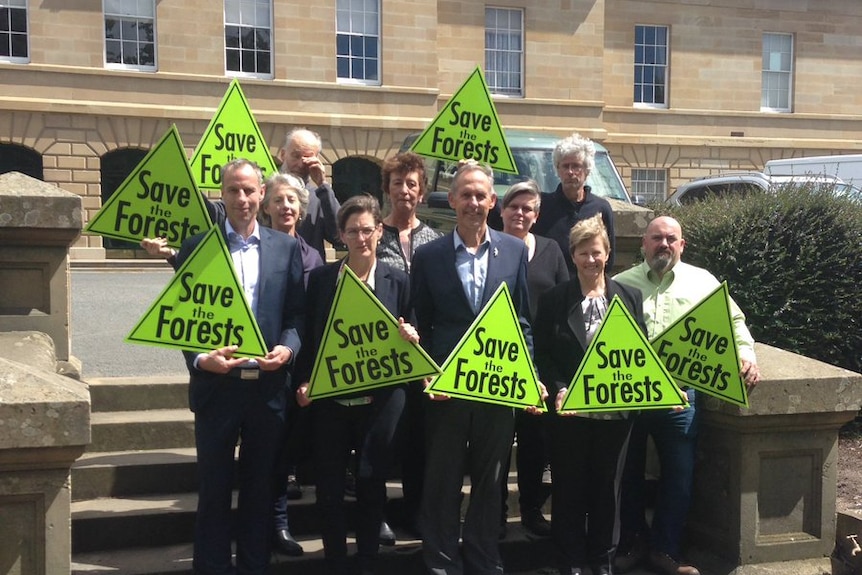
top-left (71, 269), bottom-right (188, 379)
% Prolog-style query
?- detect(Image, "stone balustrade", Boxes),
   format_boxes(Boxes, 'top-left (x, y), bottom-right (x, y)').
top-left (690, 343), bottom-right (862, 574)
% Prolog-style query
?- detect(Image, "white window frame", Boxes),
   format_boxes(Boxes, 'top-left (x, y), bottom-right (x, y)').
top-left (336, 0), bottom-right (381, 86)
top-left (103, 0), bottom-right (156, 71)
top-left (0, 0), bottom-right (29, 64)
top-left (631, 168), bottom-right (668, 203)
top-left (224, 0), bottom-right (273, 79)
top-left (634, 24), bottom-right (668, 109)
top-left (484, 7), bottom-right (524, 97)
top-left (761, 32), bottom-right (793, 113)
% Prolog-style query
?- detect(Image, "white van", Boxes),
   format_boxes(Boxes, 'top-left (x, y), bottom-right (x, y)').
top-left (765, 154), bottom-right (862, 188)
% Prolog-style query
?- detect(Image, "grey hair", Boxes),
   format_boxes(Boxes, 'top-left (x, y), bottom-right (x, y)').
top-left (502, 179), bottom-right (542, 212)
top-left (450, 160), bottom-right (495, 194)
top-left (552, 133), bottom-right (596, 172)
top-left (260, 172), bottom-right (309, 222)
top-left (284, 127), bottom-right (322, 152)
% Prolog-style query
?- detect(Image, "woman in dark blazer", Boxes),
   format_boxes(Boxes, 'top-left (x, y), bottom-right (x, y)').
top-left (295, 195), bottom-right (419, 575)
top-left (533, 214), bottom-right (647, 575)
top-left (500, 180), bottom-right (569, 537)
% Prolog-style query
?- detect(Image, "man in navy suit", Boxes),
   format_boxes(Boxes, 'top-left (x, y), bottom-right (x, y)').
top-left (411, 161), bottom-right (533, 575)
top-left (175, 158), bottom-right (305, 575)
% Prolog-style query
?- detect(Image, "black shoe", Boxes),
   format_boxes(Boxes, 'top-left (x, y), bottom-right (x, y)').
top-left (378, 520), bottom-right (396, 546)
top-left (498, 519), bottom-right (508, 540)
top-left (520, 508), bottom-right (551, 538)
top-left (590, 564), bottom-right (612, 575)
top-left (285, 474), bottom-right (303, 500)
top-left (345, 468), bottom-right (357, 498)
top-left (273, 529), bottom-right (304, 556)
top-left (613, 532), bottom-right (647, 573)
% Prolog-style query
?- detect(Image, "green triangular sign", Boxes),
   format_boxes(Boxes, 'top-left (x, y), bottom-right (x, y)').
top-left (425, 283), bottom-right (545, 410)
top-left (306, 266), bottom-right (441, 400)
top-left (84, 125), bottom-right (212, 249)
top-left (125, 227), bottom-right (267, 357)
top-left (559, 296), bottom-right (688, 414)
top-left (651, 283), bottom-right (748, 407)
top-left (189, 79), bottom-right (278, 191)
top-left (410, 66), bottom-right (517, 174)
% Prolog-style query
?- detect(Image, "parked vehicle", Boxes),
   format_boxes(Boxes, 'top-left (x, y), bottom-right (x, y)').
top-left (765, 154), bottom-right (862, 188)
top-left (401, 130), bottom-right (638, 230)
top-left (666, 171), bottom-right (858, 206)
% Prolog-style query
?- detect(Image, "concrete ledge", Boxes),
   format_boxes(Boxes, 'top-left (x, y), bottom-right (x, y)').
top-left (690, 343), bottom-right (862, 568)
top-left (0, 356), bottom-right (91, 450)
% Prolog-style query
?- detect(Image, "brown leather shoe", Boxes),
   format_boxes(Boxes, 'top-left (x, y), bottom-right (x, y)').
top-left (649, 551), bottom-right (701, 575)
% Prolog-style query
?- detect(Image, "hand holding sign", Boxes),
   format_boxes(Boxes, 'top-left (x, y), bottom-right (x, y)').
top-left (425, 283), bottom-right (546, 412)
top-left (305, 267), bottom-right (440, 400)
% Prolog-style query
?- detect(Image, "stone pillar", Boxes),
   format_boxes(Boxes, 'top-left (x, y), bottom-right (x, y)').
top-left (689, 343), bottom-right (862, 573)
top-left (608, 199), bottom-right (652, 275)
top-left (0, 171), bottom-right (83, 363)
top-left (0, 351), bottom-right (90, 575)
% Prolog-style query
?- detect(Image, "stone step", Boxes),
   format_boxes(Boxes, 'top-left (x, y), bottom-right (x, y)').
top-left (71, 473), bottom-right (542, 554)
top-left (89, 409), bottom-right (195, 452)
top-left (71, 520), bottom-right (569, 575)
top-left (86, 376), bottom-right (188, 413)
top-left (72, 448), bottom-right (199, 501)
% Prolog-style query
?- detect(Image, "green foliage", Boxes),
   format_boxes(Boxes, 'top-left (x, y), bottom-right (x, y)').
top-left (658, 184), bottom-right (862, 373)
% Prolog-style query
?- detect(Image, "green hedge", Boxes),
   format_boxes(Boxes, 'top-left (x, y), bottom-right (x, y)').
top-left (653, 185), bottom-right (862, 373)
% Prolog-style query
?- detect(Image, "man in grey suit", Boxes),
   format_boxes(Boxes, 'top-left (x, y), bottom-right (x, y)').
top-left (175, 158), bottom-right (305, 575)
top-left (411, 161), bottom-right (533, 575)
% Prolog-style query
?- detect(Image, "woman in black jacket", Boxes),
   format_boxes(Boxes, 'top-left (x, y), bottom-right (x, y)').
top-left (533, 214), bottom-right (647, 575)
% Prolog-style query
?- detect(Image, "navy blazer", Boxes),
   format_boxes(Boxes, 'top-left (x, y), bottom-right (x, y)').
top-left (411, 229), bottom-right (533, 366)
top-left (295, 260), bottom-right (411, 387)
top-left (176, 223), bottom-right (306, 411)
top-left (533, 275), bottom-right (646, 398)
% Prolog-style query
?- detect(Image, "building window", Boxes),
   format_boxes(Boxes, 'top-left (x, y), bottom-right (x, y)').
top-left (762, 32), bottom-right (793, 112)
top-left (0, 0), bottom-right (28, 63)
top-left (225, 0), bottom-right (272, 78)
top-left (104, 0), bottom-right (155, 70)
top-left (101, 148), bottom-right (148, 249)
top-left (0, 143), bottom-right (42, 179)
top-left (631, 168), bottom-right (667, 203)
top-left (485, 7), bottom-right (523, 97)
top-left (634, 25), bottom-right (668, 107)
top-left (336, 0), bottom-right (380, 84)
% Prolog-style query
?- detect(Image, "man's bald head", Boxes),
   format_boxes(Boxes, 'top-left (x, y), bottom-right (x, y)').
top-left (643, 216), bottom-right (686, 278)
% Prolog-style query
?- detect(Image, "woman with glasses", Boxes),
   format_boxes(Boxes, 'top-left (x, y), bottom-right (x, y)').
top-left (294, 194), bottom-right (419, 575)
top-left (533, 214), bottom-right (646, 575)
top-left (499, 180), bottom-right (568, 538)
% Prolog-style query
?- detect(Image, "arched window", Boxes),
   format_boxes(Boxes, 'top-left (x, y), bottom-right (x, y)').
top-left (0, 143), bottom-right (43, 180)
top-left (100, 148), bottom-right (148, 249)
top-left (331, 157), bottom-right (382, 205)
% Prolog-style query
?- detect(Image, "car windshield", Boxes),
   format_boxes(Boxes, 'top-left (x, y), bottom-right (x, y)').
top-left (494, 148), bottom-right (630, 201)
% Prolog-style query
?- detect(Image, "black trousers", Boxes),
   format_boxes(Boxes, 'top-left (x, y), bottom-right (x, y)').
top-left (549, 415), bottom-right (632, 572)
top-left (311, 388), bottom-right (405, 575)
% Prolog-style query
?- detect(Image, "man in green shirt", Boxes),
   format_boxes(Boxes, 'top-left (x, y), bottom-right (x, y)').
top-left (613, 216), bottom-right (760, 575)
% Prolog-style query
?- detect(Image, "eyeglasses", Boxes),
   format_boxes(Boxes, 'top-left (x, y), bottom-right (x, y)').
top-left (559, 162), bottom-right (587, 173)
top-left (505, 204), bottom-right (536, 214)
top-left (344, 227), bottom-right (378, 239)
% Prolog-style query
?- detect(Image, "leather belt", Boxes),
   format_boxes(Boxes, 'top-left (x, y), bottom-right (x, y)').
top-left (227, 368), bottom-right (261, 380)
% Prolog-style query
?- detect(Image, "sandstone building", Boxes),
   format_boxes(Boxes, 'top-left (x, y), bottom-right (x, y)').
top-left (2, 0), bottom-right (861, 258)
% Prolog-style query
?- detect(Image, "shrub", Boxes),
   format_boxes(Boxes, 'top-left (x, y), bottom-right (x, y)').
top-left (654, 184), bottom-right (862, 373)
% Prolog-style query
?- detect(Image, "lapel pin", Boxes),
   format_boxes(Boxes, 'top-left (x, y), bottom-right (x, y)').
top-left (493, 247), bottom-right (499, 257)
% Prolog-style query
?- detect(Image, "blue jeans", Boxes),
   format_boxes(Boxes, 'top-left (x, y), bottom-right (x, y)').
top-left (620, 388), bottom-right (698, 557)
